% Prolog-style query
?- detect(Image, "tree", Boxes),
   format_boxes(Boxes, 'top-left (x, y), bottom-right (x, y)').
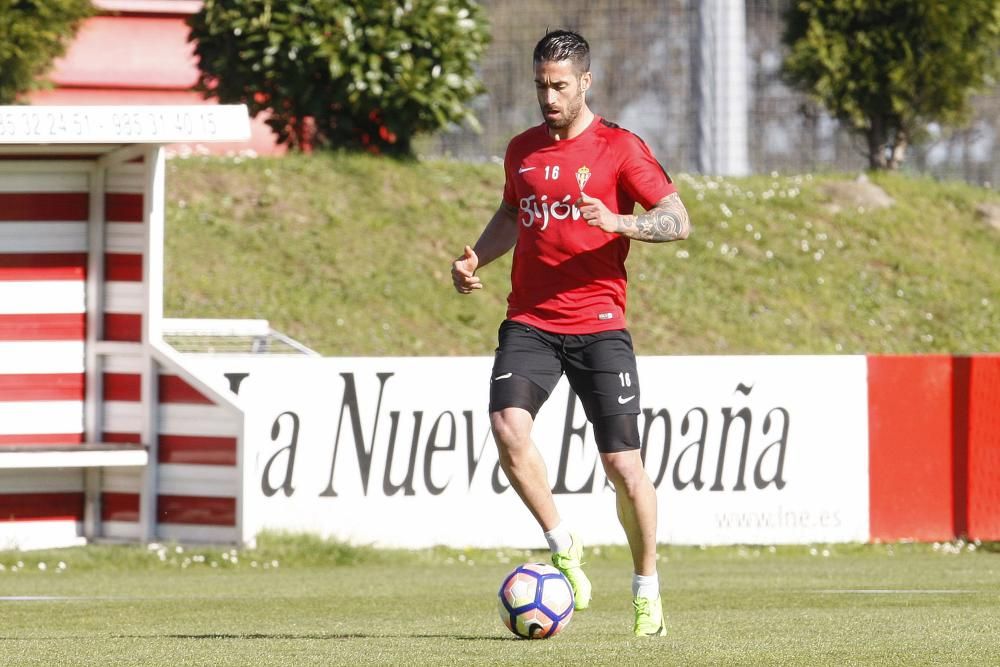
top-left (0, 0), bottom-right (94, 104)
top-left (782, 0), bottom-right (1000, 170)
top-left (189, 0), bottom-right (490, 155)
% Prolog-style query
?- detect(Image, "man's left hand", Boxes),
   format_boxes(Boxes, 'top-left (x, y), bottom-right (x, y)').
top-left (576, 192), bottom-right (619, 234)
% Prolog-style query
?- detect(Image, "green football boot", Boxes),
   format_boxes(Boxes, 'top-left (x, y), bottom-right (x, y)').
top-left (632, 595), bottom-right (667, 637)
top-left (551, 533), bottom-right (592, 610)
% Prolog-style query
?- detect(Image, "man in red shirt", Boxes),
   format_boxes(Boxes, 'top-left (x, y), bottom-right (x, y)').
top-left (452, 29), bottom-right (690, 637)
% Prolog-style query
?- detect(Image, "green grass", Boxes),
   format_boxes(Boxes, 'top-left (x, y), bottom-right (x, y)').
top-left (1, 537), bottom-right (998, 665)
top-left (163, 153), bottom-right (1000, 356)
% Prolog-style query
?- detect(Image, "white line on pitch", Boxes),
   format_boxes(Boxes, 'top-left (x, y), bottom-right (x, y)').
top-left (0, 596), bottom-right (119, 602)
top-left (817, 589), bottom-right (975, 595)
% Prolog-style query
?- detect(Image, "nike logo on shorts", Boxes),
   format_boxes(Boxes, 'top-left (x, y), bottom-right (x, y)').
top-left (618, 394), bottom-right (636, 405)
top-left (494, 372), bottom-right (513, 380)
top-left (518, 166), bottom-right (536, 174)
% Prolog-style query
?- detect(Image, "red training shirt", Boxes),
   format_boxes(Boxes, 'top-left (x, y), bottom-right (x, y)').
top-left (501, 115), bottom-right (676, 334)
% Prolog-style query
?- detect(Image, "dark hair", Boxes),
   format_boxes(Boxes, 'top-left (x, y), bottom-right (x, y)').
top-left (532, 29), bottom-right (590, 73)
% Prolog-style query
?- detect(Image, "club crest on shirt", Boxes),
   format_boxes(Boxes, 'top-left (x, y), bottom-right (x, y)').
top-left (575, 165), bottom-right (591, 191)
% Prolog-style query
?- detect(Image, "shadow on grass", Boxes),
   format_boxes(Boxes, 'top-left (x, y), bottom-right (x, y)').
top-left (110, 633), bottom-right (510, 642)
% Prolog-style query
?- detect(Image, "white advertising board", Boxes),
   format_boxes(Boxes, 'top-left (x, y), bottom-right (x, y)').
top-left (184, 355), bottom-right (870, 547)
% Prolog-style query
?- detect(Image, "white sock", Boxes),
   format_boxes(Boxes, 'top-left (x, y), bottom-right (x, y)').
top-left (633, 572), bottom-right (659, 599)
top-left (543, 523), bottom-right (573, 554)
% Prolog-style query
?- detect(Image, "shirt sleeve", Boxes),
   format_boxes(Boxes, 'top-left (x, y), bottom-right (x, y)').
top-left (617, 133), bottom-right (677, 210)
top-left (502, 141), bottom-right (518, 208)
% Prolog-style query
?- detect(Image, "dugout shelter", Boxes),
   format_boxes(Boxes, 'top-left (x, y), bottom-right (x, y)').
top-left (0, 105), bottom-right (255, 550)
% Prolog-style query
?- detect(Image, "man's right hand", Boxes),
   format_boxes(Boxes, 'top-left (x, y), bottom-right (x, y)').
top-left (451, 245), bottom-right (481, 294)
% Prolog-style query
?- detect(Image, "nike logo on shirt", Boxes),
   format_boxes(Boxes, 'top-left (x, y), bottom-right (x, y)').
top-left (518, 166), bottom-right (536, 174)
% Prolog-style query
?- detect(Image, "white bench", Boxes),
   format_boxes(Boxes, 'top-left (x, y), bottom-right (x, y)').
top-left (0, 442), bottom-right (148, 469)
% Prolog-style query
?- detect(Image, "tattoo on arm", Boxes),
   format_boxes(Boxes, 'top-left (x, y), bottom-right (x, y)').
top-left (615, 192), bottom-right (691, 242)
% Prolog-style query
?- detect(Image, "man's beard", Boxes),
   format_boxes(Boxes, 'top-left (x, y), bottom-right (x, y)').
top-left (542, 93), bottom-right (584, 130)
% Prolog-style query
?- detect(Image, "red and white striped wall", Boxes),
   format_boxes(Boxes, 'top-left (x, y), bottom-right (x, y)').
top-left (0, 162), bottom-right (90, 549)
top-left (0, 148), bottom-right (244, 549)
top-left (103, 162), bottom-right (146, 343)
top-left (100, 355), bottom-right (242, 544)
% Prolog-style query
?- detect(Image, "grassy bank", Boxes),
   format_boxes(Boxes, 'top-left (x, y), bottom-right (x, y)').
top-left (164, 153), bottom-right (999, 356)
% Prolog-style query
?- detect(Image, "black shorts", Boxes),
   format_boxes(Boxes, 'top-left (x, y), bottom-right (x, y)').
top-left (489, 320), bottom-right (641, 422)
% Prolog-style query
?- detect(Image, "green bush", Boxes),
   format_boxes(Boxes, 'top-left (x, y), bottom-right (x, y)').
top-left (189, 0), bottom-right (490, 155)
top-left (0, 0), bottom-right (94, 104)
top-left (782, 0), bottom-right (1000, 170)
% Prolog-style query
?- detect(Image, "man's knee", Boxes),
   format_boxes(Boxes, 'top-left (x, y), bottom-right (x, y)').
top-left (601, 448), bottom-right (652, 495)
top-left (491, 408), bottom-right (533, 452)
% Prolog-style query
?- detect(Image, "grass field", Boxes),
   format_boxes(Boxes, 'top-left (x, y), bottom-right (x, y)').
top-left (1, 537), bottom-right (998, 665)
top-left (163, 153), bottom-right (1000, 356)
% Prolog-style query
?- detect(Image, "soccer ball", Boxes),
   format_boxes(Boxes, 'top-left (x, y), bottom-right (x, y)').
top-left (497, 562), bottom-right (574, 639)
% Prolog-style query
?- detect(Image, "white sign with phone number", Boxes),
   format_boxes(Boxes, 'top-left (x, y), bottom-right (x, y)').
top-left (0, 105), bottom-right (250, 143)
